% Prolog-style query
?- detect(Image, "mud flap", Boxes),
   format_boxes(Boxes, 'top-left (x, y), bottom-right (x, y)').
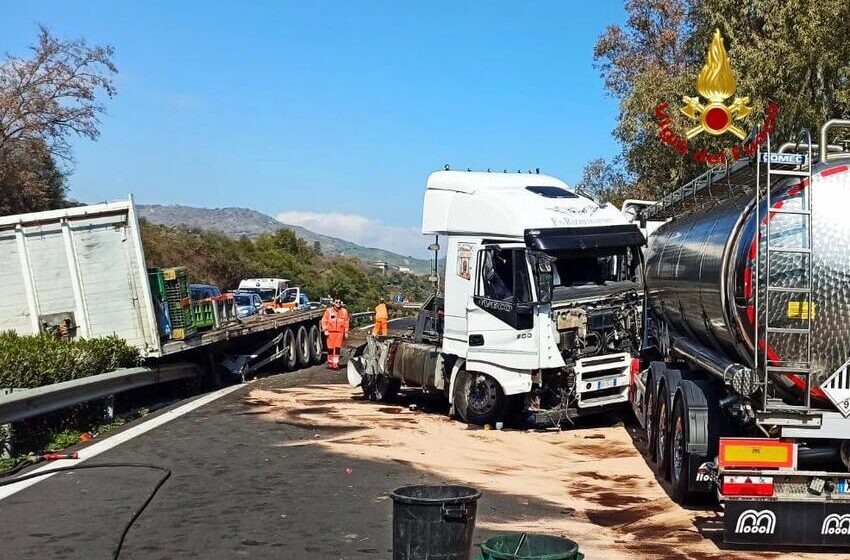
top-left (725, 499), bottom-right (850, 546)
top-left (675, 379), bottom-right (716, 494)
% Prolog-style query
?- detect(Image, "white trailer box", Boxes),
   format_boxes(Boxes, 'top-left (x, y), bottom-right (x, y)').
top-left (0, 198), bottom-right (162, 356)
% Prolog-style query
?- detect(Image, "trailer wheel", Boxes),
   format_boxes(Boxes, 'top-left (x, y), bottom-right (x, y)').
top-left (308, 324), bottom-right (323, 364)
top-left (670, 396), bottom-right (696, 503)
top-left (645, 380), bottom-right (658, 462)
top-left (454, 371), bottom-right (505, 426)
top-left (656, 388), bottom-right (672, 479)
top-left (281, 328), bottom-right (297, 371)
top-left (295, 325), bottom-right (310, 368)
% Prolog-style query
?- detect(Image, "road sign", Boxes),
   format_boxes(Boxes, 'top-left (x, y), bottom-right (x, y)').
top-left (820, 359), bottom-right (850, 417)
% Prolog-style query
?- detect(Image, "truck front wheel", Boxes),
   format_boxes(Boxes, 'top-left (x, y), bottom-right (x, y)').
top-left (453, 371), bottom-right (505, 426)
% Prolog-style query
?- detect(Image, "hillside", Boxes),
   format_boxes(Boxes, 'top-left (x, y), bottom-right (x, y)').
top-left (137, 204), bottom-right (434, 274)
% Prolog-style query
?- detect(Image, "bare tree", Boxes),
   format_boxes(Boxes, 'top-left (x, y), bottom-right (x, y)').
top-left (0, 26), bottom-right (117, 160)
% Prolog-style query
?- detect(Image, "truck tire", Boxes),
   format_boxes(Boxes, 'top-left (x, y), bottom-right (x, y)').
top-left (308, 324), bottom-right (323, 364)
top-left (282, 328), bottom-right (297, 371)
top-left (645, 379), bottom-right (658, 462)
top-left (453, 370), bottom-right (506, 426)
top-left (295, 325), bottom-right (310, 368)
top-left (656, 387), bottom-right (672, 479)
top-left (670, 395), bottom-right (696, 503)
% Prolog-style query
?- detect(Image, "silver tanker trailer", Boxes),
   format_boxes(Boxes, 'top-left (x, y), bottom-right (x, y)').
top-left (632, 120), bottom-right (850, 546)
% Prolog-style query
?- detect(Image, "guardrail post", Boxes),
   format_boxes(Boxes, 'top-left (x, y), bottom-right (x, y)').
top-left (104, 395), bottom-right (115, 420)
top-left (0, 422), bottom-right (12, 459)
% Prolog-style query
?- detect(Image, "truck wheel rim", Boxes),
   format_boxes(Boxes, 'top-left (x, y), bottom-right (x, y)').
top-left (657, 401), bottom-right (667, 459)
top-left (673, 415), bottom-right (684, 481)
top-left (646, 392), bottom-right (655, 452)
top-left (468, 375), bottom-right (498, 415)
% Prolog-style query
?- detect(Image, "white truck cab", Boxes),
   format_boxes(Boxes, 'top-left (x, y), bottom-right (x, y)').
top-left (350, 170), bottom-right (645, 426)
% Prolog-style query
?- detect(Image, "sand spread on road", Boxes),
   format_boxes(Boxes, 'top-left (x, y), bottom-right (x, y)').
top-left (246, 383), bottom-right (845, 560)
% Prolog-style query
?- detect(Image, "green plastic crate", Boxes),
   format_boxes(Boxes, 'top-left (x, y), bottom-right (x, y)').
top-left (191, 301), bottom-right (216, 329)
top-left (161, 266), bottom-right (196, 339)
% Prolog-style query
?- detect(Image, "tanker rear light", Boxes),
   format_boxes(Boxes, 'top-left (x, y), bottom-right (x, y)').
top-left (721, 475), bottom-right (775, 497)
top-left (719, 438), bottom-right (797, 470)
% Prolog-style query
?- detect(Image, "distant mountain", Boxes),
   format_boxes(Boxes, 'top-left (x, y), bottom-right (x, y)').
top-left (137, 204), bottom-right (435, 275)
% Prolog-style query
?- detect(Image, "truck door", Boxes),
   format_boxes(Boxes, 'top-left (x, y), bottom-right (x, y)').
top-left (466, 247), bottom-right (540, 369)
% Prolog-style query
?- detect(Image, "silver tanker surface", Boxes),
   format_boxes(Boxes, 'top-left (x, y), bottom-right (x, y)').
top-left (645, 160), bottom-right (850, 397)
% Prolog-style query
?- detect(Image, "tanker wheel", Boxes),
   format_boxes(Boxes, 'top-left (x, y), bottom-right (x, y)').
top-left (363, 374), bottom-right (400, 402)
top-left (645, 381), bottom-right (658, 462)
top-left (656, 389), bottom-right (672, 479)
top-left (670, 396), bottom-right (696, 504)
top-left (281, 328), bottom-right (297, 371)
top-left (308, 324), bottom-right (324, 364)
top-left (454, 371), bottom-right (505, 426)
top-left (295, 325), bottom-right (311, 368)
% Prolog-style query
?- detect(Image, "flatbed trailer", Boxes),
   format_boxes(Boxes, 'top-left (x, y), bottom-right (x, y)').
top-left (0, 198), bottom-right (327, 380)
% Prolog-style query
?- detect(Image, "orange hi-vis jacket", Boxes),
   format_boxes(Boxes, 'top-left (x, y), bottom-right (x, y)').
top-left (321, 306), bottom-right (350, 349)
top-left (375, 303), bottom-right (388, 321)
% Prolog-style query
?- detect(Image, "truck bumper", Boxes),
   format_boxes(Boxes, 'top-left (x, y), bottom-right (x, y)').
top-left (725, 499), bottom-right (850, 546)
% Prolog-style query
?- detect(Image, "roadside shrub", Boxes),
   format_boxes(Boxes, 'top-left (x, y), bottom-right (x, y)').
top-left (0, 332), bottom-right (142, 389)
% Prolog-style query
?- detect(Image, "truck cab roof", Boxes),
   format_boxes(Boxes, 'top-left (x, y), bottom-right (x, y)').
top-left (422, 170), bottom-right (630, 238)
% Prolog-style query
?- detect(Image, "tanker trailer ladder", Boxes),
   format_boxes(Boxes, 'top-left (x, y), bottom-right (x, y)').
top-left (754, 129), bottom-right (815, 411)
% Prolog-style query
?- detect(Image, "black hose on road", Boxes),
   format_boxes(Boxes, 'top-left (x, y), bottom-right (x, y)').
top-left (0, 462), bottom-right (171, 560)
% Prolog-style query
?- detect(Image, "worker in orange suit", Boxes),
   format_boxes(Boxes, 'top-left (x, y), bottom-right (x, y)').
top-left (321, 298), bottom-right (350, 370)
top-left (373, 298), bottom-right (389, 336)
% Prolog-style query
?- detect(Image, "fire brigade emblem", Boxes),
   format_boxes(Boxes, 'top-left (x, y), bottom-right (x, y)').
top-left (681, 29), bottom-right (751, 140)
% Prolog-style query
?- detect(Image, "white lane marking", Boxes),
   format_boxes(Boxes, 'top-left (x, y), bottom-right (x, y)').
top-left (0, 383), bottom-right (244, 501)
top-left (357, 317), bottom-right (409, 331)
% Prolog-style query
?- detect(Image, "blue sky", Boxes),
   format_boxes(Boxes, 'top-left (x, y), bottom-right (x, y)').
top-left (5, 2), bottom-right (626, 257)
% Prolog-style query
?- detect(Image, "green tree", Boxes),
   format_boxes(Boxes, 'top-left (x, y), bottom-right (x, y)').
top-left (594, 0), bottom-right (850, 199)
top-left (140, 222), bottom-right (434, 313)
top-left (0, 26), bottom-right (117, 216)
top-left (575, 157), bottom-right (632, 208)
top-left (0, 140), bottom-right (66, 215)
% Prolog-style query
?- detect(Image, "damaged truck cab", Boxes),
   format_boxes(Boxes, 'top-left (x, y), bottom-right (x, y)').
top-left (348, 170), bottom-right (644, 426)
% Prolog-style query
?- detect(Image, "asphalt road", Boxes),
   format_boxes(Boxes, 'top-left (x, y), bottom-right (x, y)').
top-left (0, 366), bottom-right (410, 559)
top-left (0, 321), bottom-right (433, 560)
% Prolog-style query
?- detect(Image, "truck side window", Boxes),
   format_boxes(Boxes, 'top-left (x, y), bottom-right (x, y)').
top-left (479, 248), bottom-right (514, 301)
top-left (514, 251), bottom-right (532, 304)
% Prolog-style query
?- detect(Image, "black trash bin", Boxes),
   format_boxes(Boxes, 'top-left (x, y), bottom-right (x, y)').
top-left (390, 485), bottom-right (482, 560)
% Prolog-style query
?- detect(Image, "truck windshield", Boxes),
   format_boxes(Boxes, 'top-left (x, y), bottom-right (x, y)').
top-left (553, 245), bottom-right (640, 288)
top-left (241, 288), bottom-right (276, 302)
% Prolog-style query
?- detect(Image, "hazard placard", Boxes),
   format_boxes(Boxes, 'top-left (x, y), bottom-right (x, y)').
top-left (820, 360), bottom-right (850, 418)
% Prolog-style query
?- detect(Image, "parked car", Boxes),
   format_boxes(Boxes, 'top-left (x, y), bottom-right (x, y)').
top-left (190, 284), bottom-right (222, 300)
top-left (233, 291), bottom-right (263, 318)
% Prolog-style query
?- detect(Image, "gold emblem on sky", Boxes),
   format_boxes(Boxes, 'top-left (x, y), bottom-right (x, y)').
top-left (681, 29), bottom-right (751, 140)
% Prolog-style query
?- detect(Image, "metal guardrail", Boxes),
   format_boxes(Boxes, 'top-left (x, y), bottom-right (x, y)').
top-left (0, 362), bottom-right (199, 424)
